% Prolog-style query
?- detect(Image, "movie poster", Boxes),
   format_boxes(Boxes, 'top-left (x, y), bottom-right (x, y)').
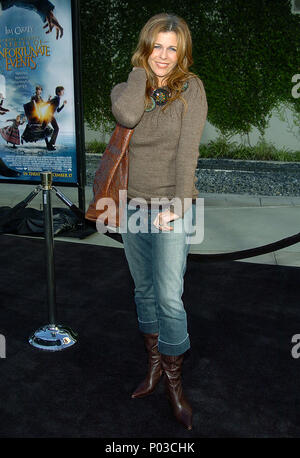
top-left (0, 0), bottom-right (79, 184)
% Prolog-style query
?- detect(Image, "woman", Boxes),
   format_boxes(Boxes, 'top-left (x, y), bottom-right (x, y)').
top-left (111, 13), bottom-right (207, 430)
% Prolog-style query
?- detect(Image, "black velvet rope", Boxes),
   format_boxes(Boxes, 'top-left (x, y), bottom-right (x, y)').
top-left (100, 224), bottom-right (300, 262)
top-left (187, 231), bottom-right (300, 263)
top-left (1, 197), bottom-right (299, 263)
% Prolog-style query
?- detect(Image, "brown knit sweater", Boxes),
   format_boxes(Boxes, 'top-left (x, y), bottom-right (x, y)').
top-left (110, 67), bottom-right (208, 218)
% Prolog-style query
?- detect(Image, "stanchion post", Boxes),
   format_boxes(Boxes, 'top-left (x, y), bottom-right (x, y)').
top-left (28, 171), bottom-right (77, 351)
top-left (42, 172), bottom-right (57, 325)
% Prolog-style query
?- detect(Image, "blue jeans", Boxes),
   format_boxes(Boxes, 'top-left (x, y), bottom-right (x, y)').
top-left (120, 202), bottom-right (195, 356)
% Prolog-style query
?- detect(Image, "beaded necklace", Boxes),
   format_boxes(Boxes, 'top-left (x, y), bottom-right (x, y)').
top-left (145, 81), bottom-right (189, 112)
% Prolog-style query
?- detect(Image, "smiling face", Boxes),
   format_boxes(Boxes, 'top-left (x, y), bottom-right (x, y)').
top-left (147, 31), bottom-right (178, 87)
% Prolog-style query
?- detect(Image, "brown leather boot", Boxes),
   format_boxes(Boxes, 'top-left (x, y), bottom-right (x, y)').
top-left (160, 353), bottom-right (193, 430)
top-left (131, 333), bottom-right (162, 398)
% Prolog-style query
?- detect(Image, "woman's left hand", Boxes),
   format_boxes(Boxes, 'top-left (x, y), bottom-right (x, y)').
top-left (153, 210), bottom-right (180, 231)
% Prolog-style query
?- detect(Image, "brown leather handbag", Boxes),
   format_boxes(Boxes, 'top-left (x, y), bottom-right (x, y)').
top-left (85, 123), bottom-right (134, 228)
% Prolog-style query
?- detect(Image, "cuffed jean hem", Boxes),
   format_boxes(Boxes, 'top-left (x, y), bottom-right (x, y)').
top-left (138, 318), bottom-right (159, 334)
top-left (158, 334), bottom-right (191, 356)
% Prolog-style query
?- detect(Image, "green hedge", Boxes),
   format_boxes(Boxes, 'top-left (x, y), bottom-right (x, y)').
top-left (85, 138), bottom-right (300, 162)
top-left (80, 0), bottom-right (300, 141)
top-left (199, 137), bottom-right (300, 161)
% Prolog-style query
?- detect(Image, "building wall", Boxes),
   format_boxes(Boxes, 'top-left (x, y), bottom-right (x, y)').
top-left (84, 104), bottom-right (300, 152)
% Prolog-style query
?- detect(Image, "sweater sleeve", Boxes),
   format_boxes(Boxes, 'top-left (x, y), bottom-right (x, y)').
top-left (169, 77), bottom-right (208, 219)
top-left (110, 67), bottom-right (147, 128)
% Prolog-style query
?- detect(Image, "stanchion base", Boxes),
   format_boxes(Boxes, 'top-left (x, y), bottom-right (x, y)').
top-left (29, 324), bottom-right (77, 351)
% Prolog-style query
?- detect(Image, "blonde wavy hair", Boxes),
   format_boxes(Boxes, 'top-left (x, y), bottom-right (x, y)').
top-left (131, 13), bottom-right (198, 112)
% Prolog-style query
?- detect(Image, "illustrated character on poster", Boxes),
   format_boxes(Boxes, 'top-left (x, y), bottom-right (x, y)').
top-left (21, 85), bottom-right (67, 150)
top-left (0, 0), bottom-right (63, 39)
top-left (0, 110), bottom-right (24, 176)
top-left (31, 85), bottom-right (44, 104)
top-left (21, 91), bottom-right (53, 147)
top-left (45, 86), bottom-right (67, 151)
top-left (0, 94), bottom-right (9, 115)
top-left (30, 85), bottom-right (50, 143)
top-left (0, 114), bottom-right (25, 148)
